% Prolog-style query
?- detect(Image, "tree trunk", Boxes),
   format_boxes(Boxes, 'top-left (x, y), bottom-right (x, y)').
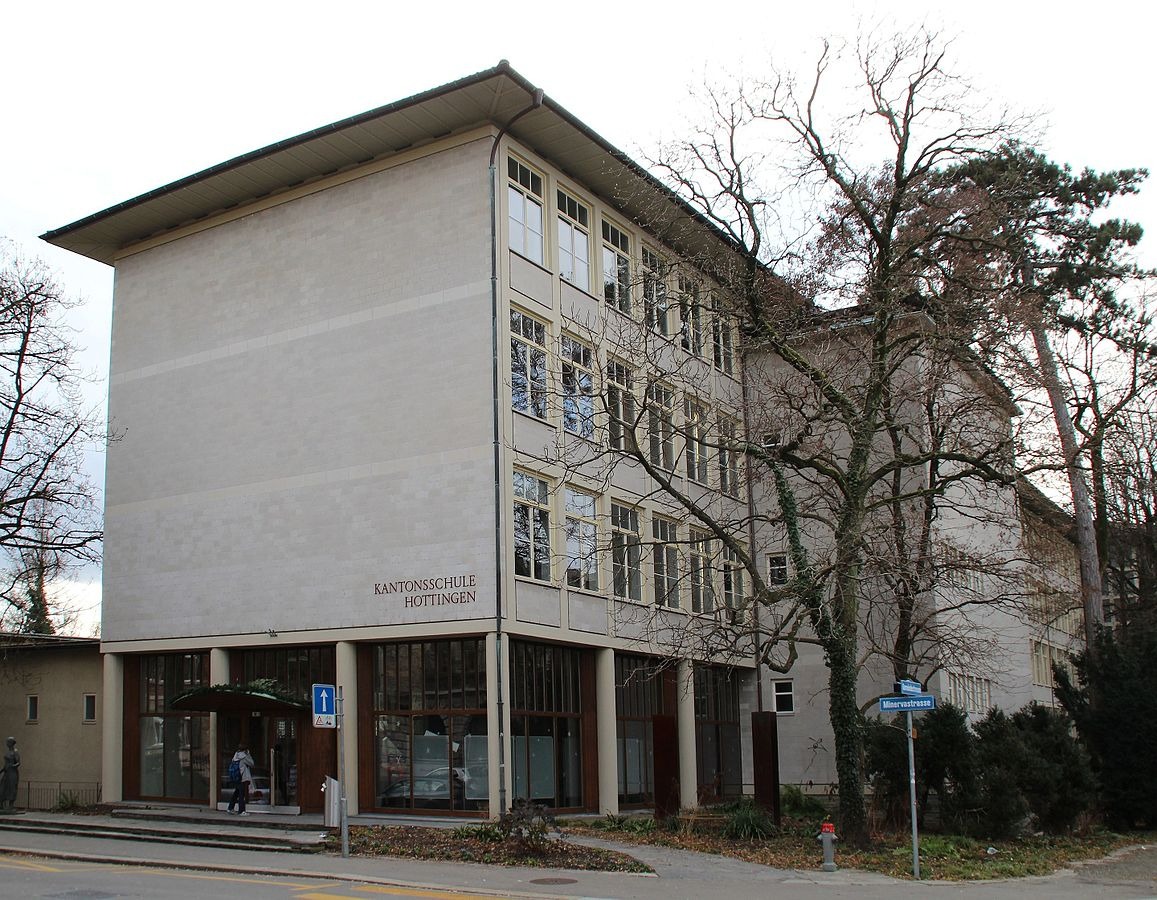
top-left (1029, 319), bottom-right (1104, 651)
top-left (828, 637), bottom-right (867, 844)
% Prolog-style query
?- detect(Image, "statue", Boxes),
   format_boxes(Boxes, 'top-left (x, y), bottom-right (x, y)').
top-left (0, 737), bottom-right (20, 812)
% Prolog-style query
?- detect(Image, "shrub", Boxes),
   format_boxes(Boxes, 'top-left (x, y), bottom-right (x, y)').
top-left (493, 802), bottom-right (555, 855)
top-left (723, 799), bottom-right (776, 840)
top-left (780, 784), bottom-right (827, 819)
top-left (1056, 627), bottom-right (1157, 830)
top-left (1010, 704), bottom-right (1094, 834)
top-left (973, 709), bottom-right (1030, 837)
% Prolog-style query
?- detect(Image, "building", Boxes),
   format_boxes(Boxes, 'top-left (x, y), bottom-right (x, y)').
top-left (0, 634), bottom-right (102, 808)
top-left (44, 63), bottom-right (1075, 814)
top-left (44, 62), bottom-right (765, 816)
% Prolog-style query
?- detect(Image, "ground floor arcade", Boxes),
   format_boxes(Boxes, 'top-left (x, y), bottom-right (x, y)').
top-left (100, 635), bottom-right (753, 817)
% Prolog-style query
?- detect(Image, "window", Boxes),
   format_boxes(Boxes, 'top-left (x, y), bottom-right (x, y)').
top-left (510, 310), bottom-right (547, 419)
top-left (689, 529), bottom-right (713, 614)
top-left (684, 398), bottom-right (709, 484)
top-left (615, 655), bottom-right (669, 806)
top-left (514, 471), bottom-right (551, 582)
top-left (556, 190), bottom-right (590, 290)
top-left (561, 336), bottom-right (595, 439)
top-left (602, 221), bottom-right (631, 313)
top-left (642, 247), bottom-right (669, 334)
top-left (83, 693), bottom-right (97, 723)
top-left (371, 639), bottom-right (488, 811)
top-left (508, 157), bottom-right (544, 264)
top-left (611, 503), bottom-right (642, 602)
top-left (565, 487), bottom-right (599, 592)
top-left (510, 641), bottom-right (584, 809)
top-left (652, 516), bottom-right (679, 608)
top-left (694, 665), bottom-right (742, 801)
top-left (26, 694), bottom-right (38, 722)
top-left (718, 417), bottom-right (740, 497)
top-left (722, 544), bottom-right (744, 611)
top-left (606, 361), bottom-right (636, 452)
top-left (768, 554), bottom-right (789, 586)
top-left (679, 274), bottom-right (704, 355)
top-left (137, 653), bottom-right (210, 801)
top-left (647, 383), bottom-right (675, 469)
top-left (773, 681), bottom-right (795, 714)
top-left (946, 672), bottom-right (993, 713)
top-left (711, 294), bottom-right (734, 375)
top-left (1031, 640), bottom-right (1074, 688)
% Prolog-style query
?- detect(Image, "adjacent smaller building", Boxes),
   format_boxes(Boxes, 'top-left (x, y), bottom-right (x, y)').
top-left (0, 633), bottom-right (102, 808)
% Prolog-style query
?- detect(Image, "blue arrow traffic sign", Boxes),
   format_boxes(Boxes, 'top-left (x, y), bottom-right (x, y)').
top-left (312, 683), bottom-right (337, 728)
top-left (880, 694), bottom-right (936, 712)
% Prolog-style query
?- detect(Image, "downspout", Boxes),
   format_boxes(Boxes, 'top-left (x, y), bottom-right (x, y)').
top-left (489, 81), bottom-right (544, 816)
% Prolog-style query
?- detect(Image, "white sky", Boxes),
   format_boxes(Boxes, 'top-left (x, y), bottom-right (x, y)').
top-left (2, 0), bottom-right (1153, 633)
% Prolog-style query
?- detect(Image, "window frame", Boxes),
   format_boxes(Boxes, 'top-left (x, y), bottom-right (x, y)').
top-left (722, 543), bottom-right (744, 612)
top-left (652, 515), bottom-right (680, 608)
top-left (689, 528), bottom-right (713, 614)
top-left (602, 220), bottom-right (631, 313)
top-left (561, 335), bottom-right (595, 440)
top-left (26, 694), bottom-right (39, 723)
top-left (678, 274), bottom-right (704, 356)
top-left (556, 188), bottom-right (591, 291)
top-left (647, 383), bottom-right (676, 470)
top-left (510, 309), bottom-right (548, 420)
top-left (606, 360), bottom-right (636, 452)
top-left (642, 246), bottom-right (669, 335)
top-left (83, 693), bottom-right (97, 723)
top-left (507, 157), bottom-right (545, 265)
top-left (513, 470), bottom-right (552, 583)
top-left (564, 486), bottom-right (599, 592)
top-left (611, 502), bottom-right (643, 602)
top-left (718, 416), bottom-right (740, 497)
top-left (773, 680), bottom-right (795, 715)
top-left (711, 294), bottom-right (735, 376)
top-left (768, 553), bottom-right (789, 586)
top-left (684, 397), bottom-right (710, 484)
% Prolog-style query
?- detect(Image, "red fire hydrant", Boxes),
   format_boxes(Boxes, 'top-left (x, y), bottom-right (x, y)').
top-left (817, 821), bottom-right (838, 872)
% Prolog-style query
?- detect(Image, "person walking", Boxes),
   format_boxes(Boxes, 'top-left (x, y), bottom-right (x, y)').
top-left (226, 743), bottom-right (255, 815)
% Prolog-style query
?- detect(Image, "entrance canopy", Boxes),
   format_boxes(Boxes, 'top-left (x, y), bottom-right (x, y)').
top-left (170, 684), bottom-right (308, 714)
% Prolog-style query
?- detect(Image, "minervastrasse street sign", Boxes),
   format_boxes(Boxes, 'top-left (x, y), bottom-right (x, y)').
top-left (879, 694), bottom-right (936, 712)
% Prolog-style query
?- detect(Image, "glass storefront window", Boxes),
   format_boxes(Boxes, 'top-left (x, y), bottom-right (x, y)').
top-left (137, 653), bottom-right (209, 801)
top-left (614, 654), bottom-right (668, 806)
top-left (694, 665), bottom-right (742, 802)
top-left (371, 639), bottom-right (488, 812)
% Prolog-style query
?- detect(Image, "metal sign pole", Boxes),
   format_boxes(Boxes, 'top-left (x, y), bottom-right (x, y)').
top-left (338, 686), bottom-right (349, 859)
top-left (907, 709), bottom-right (919, 879)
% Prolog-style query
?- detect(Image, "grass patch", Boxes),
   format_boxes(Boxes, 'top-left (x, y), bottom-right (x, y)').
top-left (563, 814), bottom-right (1153, 880)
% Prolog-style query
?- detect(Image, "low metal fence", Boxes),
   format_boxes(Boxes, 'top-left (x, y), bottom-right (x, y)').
top-left (19, 781), bottom-right (102, 811)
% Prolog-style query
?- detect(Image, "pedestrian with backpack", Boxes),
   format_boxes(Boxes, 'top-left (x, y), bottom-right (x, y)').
top-left (226, 743), bottom-right (255, 815)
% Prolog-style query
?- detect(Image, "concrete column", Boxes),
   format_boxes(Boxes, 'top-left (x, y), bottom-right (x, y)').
top-left (100, 652), bottom-right (124, 804)
top-left (677, 659), bottom-right (698, 811)
top-left (486, 631), bottom-right (510, 818)
top-left (336, 641), bottom-right (359, 816)
top-left (208, 648), bottom-right (229, 809)
top-left (596, 647), bottom-right (619, 816)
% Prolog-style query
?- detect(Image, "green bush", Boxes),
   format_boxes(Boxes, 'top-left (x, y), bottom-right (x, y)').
top-left (973, 710), bottom-right (1030, 837)
top-left (722, 799), bottom-right (776, 840)
top-left (1010, 704), bottom-right (1094, 834)
top-left (1056, 627), bottom-right (1157, 830)
top-left (780, 784), bottom-right (826, 819)
top-left (493, 802), bottom-right (555, 855)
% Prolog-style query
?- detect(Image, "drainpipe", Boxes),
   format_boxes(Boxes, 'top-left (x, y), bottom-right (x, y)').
top-left (489, 79), bottom-right (544, 816)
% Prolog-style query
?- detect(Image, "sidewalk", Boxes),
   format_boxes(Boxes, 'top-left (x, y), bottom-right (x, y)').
top-left (0, 809), bottom-right (1151, 900)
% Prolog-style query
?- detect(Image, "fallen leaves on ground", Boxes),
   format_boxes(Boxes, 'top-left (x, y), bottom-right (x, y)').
top-left (332, 825), bottom-right (652, 873)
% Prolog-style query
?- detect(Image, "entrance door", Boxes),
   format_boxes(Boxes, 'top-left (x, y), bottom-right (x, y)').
top-left (219, 713), bottom-right (301, 813)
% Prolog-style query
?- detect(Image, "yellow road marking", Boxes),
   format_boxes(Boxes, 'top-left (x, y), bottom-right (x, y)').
top-left (356, 886), bottom-right (525, 899)
top-left (133, 867), bottom-right (323, 888)
top-left (0, 858), bottom-right (62, 873)
top-left (297, 894), bottom-right (360, 899)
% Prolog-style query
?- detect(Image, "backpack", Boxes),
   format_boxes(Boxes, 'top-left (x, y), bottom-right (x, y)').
top-left (228, 758), bottom-right (242, 784)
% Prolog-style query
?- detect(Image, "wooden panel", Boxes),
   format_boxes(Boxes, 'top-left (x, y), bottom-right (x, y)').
top-left (297, 713), bottom-right (335, 813)
top-left (580, 651), bottom-right (598, 811)
top-left (652, 714), bottom-right (679, 819)
top-left (122, 656), bottom-right (141, 800)
top-left (751, 711), bottom-right (781, 826)
top-left (357, 644), bottom-right (374, 813)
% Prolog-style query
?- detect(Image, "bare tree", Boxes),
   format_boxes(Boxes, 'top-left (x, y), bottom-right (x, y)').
top-left (0, 241), bottom-right (102, 626)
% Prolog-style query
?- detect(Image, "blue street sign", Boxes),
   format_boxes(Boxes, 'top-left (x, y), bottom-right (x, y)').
top-left (880, 694), bottom-right (936, 712)
top-left (312, 683), bottom-right (337, 728)
top-left (897, 679), bottom-right (922, 696)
